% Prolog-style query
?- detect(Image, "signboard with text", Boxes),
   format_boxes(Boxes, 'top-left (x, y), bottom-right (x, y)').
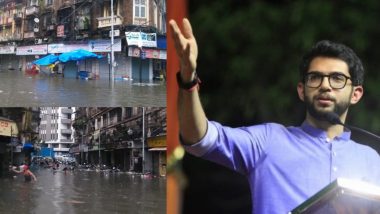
top-left (125, 32), bottom-right (157, 48)
top-left (16, 45), bottom-right (48, 55)
top-left (48, 43), bottom-right (89, 53)
top-left (147, 135), bottom-right (166, 148)
top-left (0, 46), bottom-right (15, 54)
top-left (0, 119), bottom-right (18, 137)
top-left (47, 39), bottom-right (122, 53)
top-left (128, 47), bottom-right (166, 60)
top-left (57, 25), bottom-right (65, 37)
top-left (88, 39), bottom-right (122, 52)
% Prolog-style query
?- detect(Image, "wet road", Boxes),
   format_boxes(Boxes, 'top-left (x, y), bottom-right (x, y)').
top-left (0, 70), bottom-right (166, 107)
top-left (0, 168), bottom-right (166, 214)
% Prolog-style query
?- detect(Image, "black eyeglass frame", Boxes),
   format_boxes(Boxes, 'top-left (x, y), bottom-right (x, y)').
top-left (304, 72), bottom-right (352, 89)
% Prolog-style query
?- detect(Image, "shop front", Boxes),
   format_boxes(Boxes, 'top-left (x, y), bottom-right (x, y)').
top-left (0, 118), bottom-right (19, 177)
top-left (147, 135), bottom-right (166, 176)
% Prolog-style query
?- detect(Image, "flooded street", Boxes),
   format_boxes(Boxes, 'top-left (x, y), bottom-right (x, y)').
top-left (0, 167), bottom-right (166, 214)
top-left (0, 70), bottom-right (166, 106)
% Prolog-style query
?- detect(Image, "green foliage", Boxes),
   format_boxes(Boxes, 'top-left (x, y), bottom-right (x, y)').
top-left (189, 0), bottom-right (380, 133)
top-left (72, 117), bottom-right (87, 132)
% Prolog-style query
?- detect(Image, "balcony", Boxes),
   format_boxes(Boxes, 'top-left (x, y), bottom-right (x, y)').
top-left (25, 6), bottom-right (39, 16)
top-left (7, 34), bottom-right (23, 41)
top-left (97, 15), bottom-right (123, 28)
top-left (61, 108), bottom-right (73, 114)
top-left (60, 139), bottom-right (73, 143)
top-left (0, 36), bottom-right (10, 42)
top-left (74, 0), bottom-right (88, 4)
top-left (61, 129), bottom-right (72, 134)
top-left (61, 118), bottom-right (72, 124)
top-left (24, 32), bottom-right (35, 39)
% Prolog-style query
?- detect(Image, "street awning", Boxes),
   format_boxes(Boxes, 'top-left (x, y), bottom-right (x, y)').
top-left (148, 147), bottom-right (166, 151)
top-left (33, 54), bottom-right (59, 65)
top-left (58, 49), bottom-right (103, 62)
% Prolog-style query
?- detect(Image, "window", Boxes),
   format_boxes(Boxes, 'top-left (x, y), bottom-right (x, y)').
top-left (27, 19), bottom-right (34, 31)
top-left (135, 0), bottom-right (146, 18)
top-left (46, 0), bottom-right (53, 6)
top-left (125, 108), bottom-right (132, 118)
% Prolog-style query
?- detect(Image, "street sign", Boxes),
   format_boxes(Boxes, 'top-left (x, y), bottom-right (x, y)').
top-left (109, 29), bottom-right (120, 37)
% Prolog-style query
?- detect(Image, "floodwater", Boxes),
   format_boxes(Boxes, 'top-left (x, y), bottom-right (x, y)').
top-left (0, 168), bottom-right (166, 214)
top-left (0, 70), bottom-right (166, 106)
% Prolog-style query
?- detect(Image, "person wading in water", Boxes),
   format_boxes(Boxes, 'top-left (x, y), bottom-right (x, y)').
top-left (12, 165), bottom-right (37, 182)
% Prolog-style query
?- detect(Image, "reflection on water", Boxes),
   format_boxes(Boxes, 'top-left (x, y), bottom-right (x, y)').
top-left (0, 70), bottom-right (166, 106)
top-left (0, 168), bottom-right (166, 214)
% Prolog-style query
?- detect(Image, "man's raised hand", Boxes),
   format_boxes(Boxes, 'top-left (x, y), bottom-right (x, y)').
top-left (169, 18), bottom-right (198, 82)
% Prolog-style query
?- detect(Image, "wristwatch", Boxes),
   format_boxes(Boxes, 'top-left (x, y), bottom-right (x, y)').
top-left (176, 71), bottom-right (201, 91)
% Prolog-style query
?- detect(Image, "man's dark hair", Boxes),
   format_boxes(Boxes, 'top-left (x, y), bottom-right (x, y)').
top-left (299, 40), bottom-right (364, 86)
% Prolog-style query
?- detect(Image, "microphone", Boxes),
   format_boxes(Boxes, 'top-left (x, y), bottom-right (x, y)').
top-left (324, 112), bottom-right (380, 153)
top-left (325, 112), bottom-right (345, 126)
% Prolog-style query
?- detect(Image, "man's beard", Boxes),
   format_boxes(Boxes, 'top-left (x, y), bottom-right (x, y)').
top-left (304, 93), bottom-right (352, 122)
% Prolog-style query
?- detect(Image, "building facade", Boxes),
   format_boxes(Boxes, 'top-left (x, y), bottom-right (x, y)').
top-left (71, 107), bottom-right (166, 176)
top-left (0, 0), bottom-right (166, 81)
top-left (39, 107), bottom-right (75, 156)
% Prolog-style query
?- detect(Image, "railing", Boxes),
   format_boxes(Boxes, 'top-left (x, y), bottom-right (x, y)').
top-left (61, 108), bottom-right (73, 114)
top-left (14, 34), bottom-right (22, 40)
top-left (61, 119), bottom-right (72, 124)
top-left (23, 32), bottom-right (35, 39)
top-left (61, 129), bottom-right (72, 134)
top-left (25, 6), bottom-right (39, 16)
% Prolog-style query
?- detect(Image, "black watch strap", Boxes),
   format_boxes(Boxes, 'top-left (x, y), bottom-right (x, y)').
top-left (176, 71), bottom-right (200, 90)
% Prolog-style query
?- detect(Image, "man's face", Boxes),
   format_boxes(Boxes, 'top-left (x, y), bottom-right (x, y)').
top-left (297, 57), bottom-right (363, 121)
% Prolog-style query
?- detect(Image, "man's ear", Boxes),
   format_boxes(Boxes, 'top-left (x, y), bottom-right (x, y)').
top-left (351, 85), bottom-right (364, 104)
top-left (297, 82), bottom-right (305, 102)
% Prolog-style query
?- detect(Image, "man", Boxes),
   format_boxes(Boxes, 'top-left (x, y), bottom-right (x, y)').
top-left (169, 18), bottom-right (380, 213)
top-left (11, 165), bottom-right (37, 182)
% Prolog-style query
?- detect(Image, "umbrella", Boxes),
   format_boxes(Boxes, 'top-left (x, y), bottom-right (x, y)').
top-left (58, 49), bottom-right (103, 62)
top-left (33, 54), bottom-right (59, 66)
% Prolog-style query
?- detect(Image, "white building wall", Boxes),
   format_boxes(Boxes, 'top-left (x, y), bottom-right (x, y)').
top-left (39, 107), bottom-right (76, 157)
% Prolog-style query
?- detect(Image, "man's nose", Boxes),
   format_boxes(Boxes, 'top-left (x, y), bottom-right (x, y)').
top-left (320, 76), bottom-right (332, 89)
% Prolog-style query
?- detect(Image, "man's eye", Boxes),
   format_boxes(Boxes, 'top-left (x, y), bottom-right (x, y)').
top-left (308, 74), bottom-right (321, 81)
top-left (331, 74), bottom-right (345, 82)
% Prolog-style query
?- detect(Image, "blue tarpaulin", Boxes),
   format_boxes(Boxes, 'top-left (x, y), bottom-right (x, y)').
top-left (23, 143), bottom-right (34, 150)
top-left (58, 49), bottom-right (103, 62)
top-left (33, 54), bottom-right (59, 66)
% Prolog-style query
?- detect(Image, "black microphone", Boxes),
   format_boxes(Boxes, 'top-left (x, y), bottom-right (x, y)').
top-left (324, 112), bottom-right (380, 153)
top-left (325, 112), bottom-right (345, 126)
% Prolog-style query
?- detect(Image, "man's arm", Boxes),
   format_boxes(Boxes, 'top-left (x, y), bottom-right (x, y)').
top-left (12, 168), bottom-right (22, 173)
top-left (169, 18), bottom-right (207, 144)
top-left (30, 171), bottom-right (37, 181)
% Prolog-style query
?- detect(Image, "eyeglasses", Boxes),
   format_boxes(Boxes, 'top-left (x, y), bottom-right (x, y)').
top-left (304, 72), bottom-right (351, 89)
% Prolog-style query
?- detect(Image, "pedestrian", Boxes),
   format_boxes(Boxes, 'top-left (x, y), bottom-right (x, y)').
top-left (11, 165), bottom-right (37, 182)
top-left (58, 63), bottom-right (65, 77)
top-left (169, 18), bottom-right (380, 213)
